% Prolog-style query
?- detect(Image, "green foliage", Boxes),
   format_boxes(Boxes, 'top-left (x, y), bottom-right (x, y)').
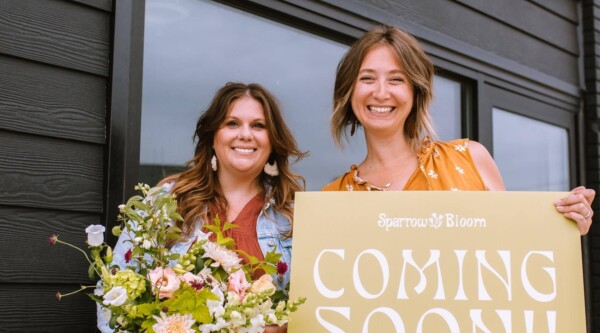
top-left (52, 183), bottom-right (305, 332)
top-left (162, 285), bottom-right (217, 324)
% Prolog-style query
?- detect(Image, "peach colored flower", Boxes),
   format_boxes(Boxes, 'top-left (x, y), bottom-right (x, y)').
top-left (227, 270), bottom-right (250, 301)
top-left (152, 312), bottom-right (195, 333)
top-left (148, 267), bottom-right (181, 299)
top-left (202, 242), bottom-right (242, 273)
top-left (250, 274), bottom-right (276, 295)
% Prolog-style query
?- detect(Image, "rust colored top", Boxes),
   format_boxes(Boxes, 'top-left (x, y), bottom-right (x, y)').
top-left (207, 192), bottom-right (266, 279)
top-left (323, 139), bottom-right (486, 191)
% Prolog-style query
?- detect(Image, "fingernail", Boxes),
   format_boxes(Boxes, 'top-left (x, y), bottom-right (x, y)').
top-left (556, 206), bottom-right (564, 211)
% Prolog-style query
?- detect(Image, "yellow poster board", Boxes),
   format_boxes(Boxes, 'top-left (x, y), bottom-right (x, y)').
top-left (288, 191), bottom-right (585, 332)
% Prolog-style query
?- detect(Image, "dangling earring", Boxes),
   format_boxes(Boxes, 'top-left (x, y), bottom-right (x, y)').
top-left (350, 119), bottom-right (357, 136)
top-left (264, 160), bottom-right (279, 176)
top-left (211, 155), bottom-right (217, 171)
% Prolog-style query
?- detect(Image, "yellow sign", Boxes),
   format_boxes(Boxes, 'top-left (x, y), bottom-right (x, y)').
top-left (288, 191), bottom-right (585, 332)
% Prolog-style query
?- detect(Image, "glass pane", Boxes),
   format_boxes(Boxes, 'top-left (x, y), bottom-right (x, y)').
top-left (492, 108), bottom-right (569, 190)
top-left (430, 76), bottom-right (461, 140)
top-left (140, 0), bottom-right (361, 190)
top-left (140, 0), bottom-right (465, 190)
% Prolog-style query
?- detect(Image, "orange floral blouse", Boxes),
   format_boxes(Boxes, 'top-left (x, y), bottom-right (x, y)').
top-left (322, 139), bottom-right (486, 191)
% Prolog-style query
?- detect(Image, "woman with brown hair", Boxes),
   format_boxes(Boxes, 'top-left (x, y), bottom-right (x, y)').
top-left (323, 25), bottom-right (594, 235)
top-left (100, 82), bottom-right (305, 333)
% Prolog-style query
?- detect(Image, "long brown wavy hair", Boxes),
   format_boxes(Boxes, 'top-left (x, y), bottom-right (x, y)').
top-left (162, 82), bottom-right (306, 247)
top-left (331, 24), bottom-right (437, 152)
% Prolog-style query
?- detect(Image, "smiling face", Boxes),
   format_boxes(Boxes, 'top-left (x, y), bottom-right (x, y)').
top-left (351, 44), bottom-right (414, 137)
top-left (213, 95), bottom-right (272, 180)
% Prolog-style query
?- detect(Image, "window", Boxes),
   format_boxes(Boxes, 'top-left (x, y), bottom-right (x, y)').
top-left (140, 0), bottom-right (469, 190)
top-left (492, 108), bottom-right (570, 190)
top-left (430, 76), bottom-right (462, 140)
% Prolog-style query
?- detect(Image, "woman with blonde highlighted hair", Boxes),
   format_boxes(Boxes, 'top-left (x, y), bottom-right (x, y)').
top-left (324, 25), bottom-right (594, 236)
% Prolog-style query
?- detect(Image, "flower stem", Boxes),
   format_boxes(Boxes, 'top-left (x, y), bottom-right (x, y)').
top-left (56, 239), bottom-right (102, 276)
top-left (57, 285), bottom-right (96, 300)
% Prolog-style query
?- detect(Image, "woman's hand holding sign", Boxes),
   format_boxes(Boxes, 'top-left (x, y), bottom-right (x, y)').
top-left (555, 186), bottom-right (595, 235)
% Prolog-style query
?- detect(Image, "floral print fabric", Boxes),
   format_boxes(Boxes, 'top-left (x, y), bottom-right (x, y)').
top-left (323, 138), bottom-right (486, 191)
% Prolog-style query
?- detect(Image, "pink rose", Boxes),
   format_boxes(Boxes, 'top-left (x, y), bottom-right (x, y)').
top-left (250, 274), bottom-right (276, 295)
top-left (227, 270), bottom-right (250, 301)
top-left (148, 267), bottom-right (181, 299)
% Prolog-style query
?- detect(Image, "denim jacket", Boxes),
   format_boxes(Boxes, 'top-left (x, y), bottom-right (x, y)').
top-left (97, 196), bottom-right (293, 332)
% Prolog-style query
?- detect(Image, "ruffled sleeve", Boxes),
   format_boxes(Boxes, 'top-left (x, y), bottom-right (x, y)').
top-left (411, 138), bottom-right (486, 191)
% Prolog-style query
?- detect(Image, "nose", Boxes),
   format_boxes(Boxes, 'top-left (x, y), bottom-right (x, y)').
top-left (373, 80), bottom-right (389, 100)
top-left (237, 124), bottom-right (252, 140)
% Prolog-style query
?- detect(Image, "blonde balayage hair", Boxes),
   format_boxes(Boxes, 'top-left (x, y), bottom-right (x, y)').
top-left (331, 25), bottom-right (437, 152)
top-left (162, 82), bottom-right (306, 247)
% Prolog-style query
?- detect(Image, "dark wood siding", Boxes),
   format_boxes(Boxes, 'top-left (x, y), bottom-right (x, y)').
top-left (583, 1), bottom-right (600, 331)
top-left (322, 0), bottom-right (581, 101)
top-left (0, 0), bottom-right (111, 331)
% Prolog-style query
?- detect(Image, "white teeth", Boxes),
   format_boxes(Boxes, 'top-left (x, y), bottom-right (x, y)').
top-left (369, 106), bottom-right (394, 113)
top-left (234, 148), bottom-right (254, 153)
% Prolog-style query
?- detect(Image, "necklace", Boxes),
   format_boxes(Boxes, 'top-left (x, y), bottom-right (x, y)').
top-left (357, 164), bottom-right (403, 191)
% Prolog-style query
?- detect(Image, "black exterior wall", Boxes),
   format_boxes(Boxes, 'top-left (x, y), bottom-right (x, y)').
top-left (0, 0), bottom-right (111, 331)
top-left (0, 0), bottom-right (143, 331)
top-left (0, 0), bottom-right (598, 331)
top-left (583, 0), bottom-right (600, 332)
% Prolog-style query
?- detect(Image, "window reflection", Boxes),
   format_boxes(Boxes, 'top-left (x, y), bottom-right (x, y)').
top-left (141, 0), bottom-right (355, 190)
top-left (140, 0), bottom-right (465, 189)
top-left (430, 76), bottom-right (461, 141)
top-left (493, 108), bottom-right (569, 190)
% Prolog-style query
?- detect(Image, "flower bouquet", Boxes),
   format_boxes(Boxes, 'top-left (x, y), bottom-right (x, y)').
top-left (51, 184), bottom-right (305, 333)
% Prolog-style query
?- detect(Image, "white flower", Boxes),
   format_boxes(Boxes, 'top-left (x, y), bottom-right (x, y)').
top-left (230, 310), bottom-right (246, 327)
top-left (142, 239), bottom-right (152, 249)
top-left (250, 314), bottom-right (266, 330)
top-left (85, 224), bottom-right (106, 246)
top-left (207, 286), bottom-right (225, 318)
top-left (266, 313), bottom-right (277, 325)
top-left (198, 317), bottom-right (227, 333)
top-left (202, 242), bottom-right (242, 273)
top-left (152, 312), bottom-right (195, 333)
top-left (103, 286), bottom-right (127, 306)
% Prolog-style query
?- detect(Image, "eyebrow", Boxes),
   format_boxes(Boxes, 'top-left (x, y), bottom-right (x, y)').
top-left (358, 68), bottom-right (405, 75)
top-left (225, 116), bottom-right (266, 122)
